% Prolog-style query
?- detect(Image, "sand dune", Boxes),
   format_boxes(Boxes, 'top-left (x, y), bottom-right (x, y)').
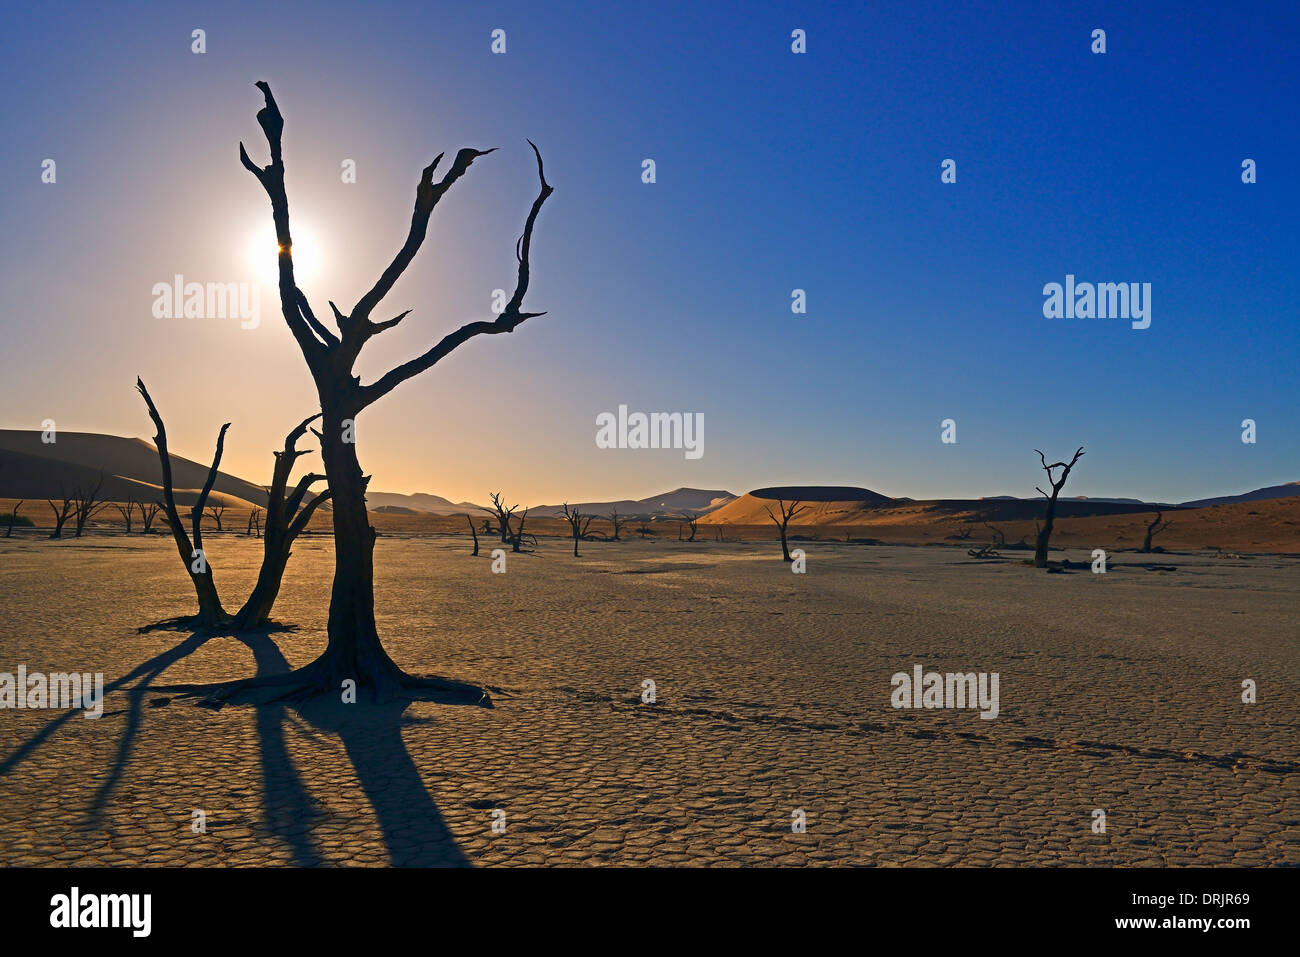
top-left (0, 430), bottom-right (265, 508)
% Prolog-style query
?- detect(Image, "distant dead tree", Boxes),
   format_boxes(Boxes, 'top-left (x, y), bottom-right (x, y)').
top-left (227, 81), bottom-right (552, 699)
top-left (1033, 447), bottom-right (1085, 568)
top-left (5, 501), bottom-right (24, 538)
top-left (489, 492), bottom-right (518, 545)
top-left (206, 496), bottom-right (228, 531)
top-left (983, 521), bottom-right (1006, 546)
top-left (510, 508), bottom-right (535, 553)
top-left (715, 525), bottom-right (724, 542)
top-left (561, 503), bottom-right (593, 557)
top-left (139, 502), bottom-right (160, 534)
top-left (1140, 511), bottom-right (1173, 553)
top-left (681, 513), bottom-right (699, 542)
top-left (113, 497), bottom-right (137, 534)
top-left (47, 491), bottom-right (74, 538)
top-left (466, 513), bottom-right (479, 556)
top-left (607, 506), bottom-right (623, 541)
top-left (246, 507), bottom-right (263, 537)
top-left (72, 474), bottom-right (108, 537)
top-left (481, 518), bottom-right (494, 537)
top-left (228, 413), bottom-right (332, 631)
top-left (763, 499), bottom-right (808, 562)
top-left (137, 377), bottom-right (229, 626)
top-left (635, 523), bottom-right (655, 539)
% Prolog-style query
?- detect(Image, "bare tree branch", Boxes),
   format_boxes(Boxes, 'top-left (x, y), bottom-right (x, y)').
top-left (239, 81), bottom-right (330, 364)
top-left (349, 148), bottom-right (497, 330)
top-left (359, 142), bottom-right (554, 407)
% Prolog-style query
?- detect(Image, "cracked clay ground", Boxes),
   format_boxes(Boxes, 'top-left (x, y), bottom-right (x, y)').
top-left (0, 536), bottom-right (1296, 866)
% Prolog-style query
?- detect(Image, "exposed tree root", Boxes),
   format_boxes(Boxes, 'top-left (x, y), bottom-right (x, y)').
top-left (152, 656), bottom-right (495, 710)
top-left (137, 615), bottom-right (298, 637)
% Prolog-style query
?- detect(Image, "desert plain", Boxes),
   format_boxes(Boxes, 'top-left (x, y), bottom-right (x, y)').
top-left (0, 530), bottom-right (1296, 866)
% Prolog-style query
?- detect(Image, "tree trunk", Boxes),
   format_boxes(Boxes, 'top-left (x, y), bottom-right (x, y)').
top-left (231, 540), bottom-right (290, 630)
top-left (316, 411), bottom-right (404, 694)
top-left (1034, 497), bottom-right (1057, 568)
top-left (780, 524), bottom-right (792, 562)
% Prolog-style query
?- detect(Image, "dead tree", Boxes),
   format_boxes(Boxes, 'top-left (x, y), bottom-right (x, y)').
top-left (762, 499), bottom-right (808, 562)
top-left (1140, 511), bottom-right (1173, 553)
top-left (5, 501), bottom-right (23, 538)
top-left (246, 507), bottom-right (263, 537)
top-left (561, 503), bottom-right (592, 557)
top-left (47, 492), bottom-right (74, 538)
top-left (206, 497), bottom-right (227, 531)
top-left (228, 414), bottom-right (332, 631)
top-left (72, 474), bottom-right (108, 537)
top-left (510, 508), bottom-right (535, 553)
top-left (608, 506), bottom-right (623, 541)
top-left (210, 80), bottom-right (551, 700)
top-left (489, 492), bottom-right (519, 545)
top-left (139, 502), bottom-right (160, 534)
top-left (636, 523), bottom-right (654, 538)
top-left (1033, 447), bottom-right (1085, 568)
top-left (137, 377), bottom-right (229, 626)
top-left (466, 513), bottom-right (479, 556)
top-left (113, 497), bottom-right (137, 534)
top-left (681, 513), bottom-right (699, 542)
top-left (983, 522), bottom-right (1006, 546)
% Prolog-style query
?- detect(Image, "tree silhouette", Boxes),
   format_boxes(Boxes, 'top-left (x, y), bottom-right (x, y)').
top-left (1033, 447), bottom-right (1084, 568)
top-left (229, 414), bottom-right (332, 631)
top-left (607, 506), bottom-right (624, 541)
top-left (489, 492), bottom-right (519, 546)
top-left (5, 501), bottom-right (24, 538)
top-left (561, 503), bottom-right (592, 557)
top-left (139, 502), bottom-right (160, 534)
top-left (763, 499), bottom-right (807, 562)
top-left (113, 497), bottom-right (137, 534)
top-left (71, 474), bottom-right (108, 537)
top-left (464, 514), bottom-right (480, 556)
top-left (46, 490), bottom-right (74, 539)
top-left (1140, 511), bottom-right (1172, 553)
top-left (239, 81), bottom-right (552, 699)
top-left (137, 380), bottom-right (330, 631)
top-left (137, 377), bottom-right (230, 626)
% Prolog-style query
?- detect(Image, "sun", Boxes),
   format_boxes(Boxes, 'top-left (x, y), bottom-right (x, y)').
top-left (246, 220), bottom-right (322, 287)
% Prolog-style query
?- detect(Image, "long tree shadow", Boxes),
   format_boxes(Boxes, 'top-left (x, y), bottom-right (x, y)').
top-left (0, 628), bottom-right (214, 781)
top-left (293, 696), bottom-right (472, 867)
top-left (2, 624), bottom-right (483, 867)
top-left (230, 629), bottom-right (327, 866)
top-left (230, 629), bottom-right (476, 866)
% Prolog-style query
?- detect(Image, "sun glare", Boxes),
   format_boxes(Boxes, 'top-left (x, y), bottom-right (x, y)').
top-left (247, 221), bottom-right (321, 287)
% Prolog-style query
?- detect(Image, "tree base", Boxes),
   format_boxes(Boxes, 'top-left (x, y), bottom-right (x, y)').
top-left (154, 653), bottom-right (494, 710)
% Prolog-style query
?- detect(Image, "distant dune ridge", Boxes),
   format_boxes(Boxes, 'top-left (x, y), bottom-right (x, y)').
top-left (0, 430), bottom-right (264, 508)
top-left (2, 430), bottom-right (1298, 549)
top-left (365, 487), bottom-right (736, 519)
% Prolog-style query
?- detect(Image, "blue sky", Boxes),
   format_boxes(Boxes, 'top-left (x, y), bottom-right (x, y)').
top-left (1, 0), bottom-right (1296, 503)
